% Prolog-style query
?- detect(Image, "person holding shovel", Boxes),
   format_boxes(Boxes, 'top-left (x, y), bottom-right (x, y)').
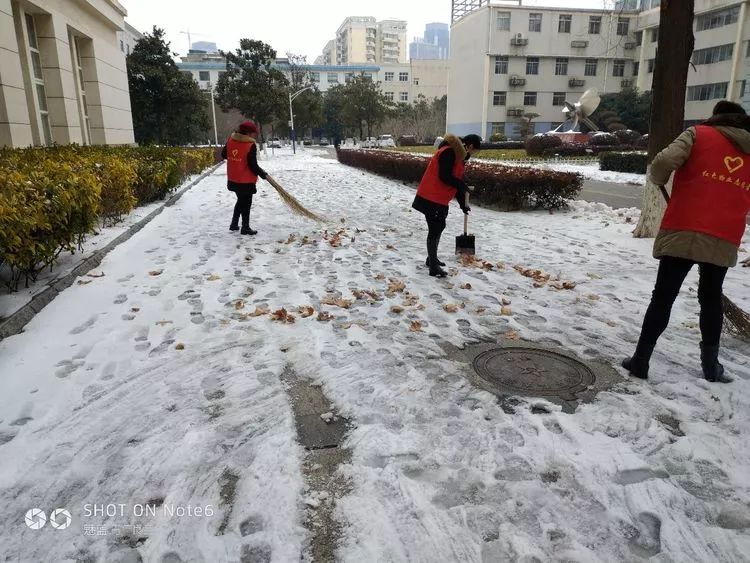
top-left (622, 101), bottom-right (750, 383)
top-left (412, 134), bottom-right (482, 277)
top-left (221, 120), bottom-right (270, 235)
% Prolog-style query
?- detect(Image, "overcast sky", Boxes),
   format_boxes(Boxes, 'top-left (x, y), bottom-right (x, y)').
top-left (123, 0), bottom-right (610, 61)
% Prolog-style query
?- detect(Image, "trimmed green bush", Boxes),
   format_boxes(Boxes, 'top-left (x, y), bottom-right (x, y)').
top-left (599, 151), bottom-right (648, 174)
top-left (336, 148), bottom-right (583, 211)
top-left (525, 134), bottom-right (562, 156)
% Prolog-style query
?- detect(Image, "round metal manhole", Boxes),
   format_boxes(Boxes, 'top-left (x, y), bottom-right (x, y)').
top-left (472, 347), bottom-right (596, 401)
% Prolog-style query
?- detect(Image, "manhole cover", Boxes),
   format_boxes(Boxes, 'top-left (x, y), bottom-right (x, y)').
top-left (472, 347), bottom-right (596, 402)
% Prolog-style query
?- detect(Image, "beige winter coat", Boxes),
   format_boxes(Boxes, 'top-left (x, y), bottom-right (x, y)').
top-left (649, 118), bottom-right (750, 267)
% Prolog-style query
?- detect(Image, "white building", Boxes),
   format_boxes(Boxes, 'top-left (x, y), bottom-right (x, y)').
top-left (116, 20), bottom-right (142, 57)
top-left (448, 0), bottom-right (750, 139)
top-left (319, 16), bottom-right (408, 66)
top-left (0, 0), bottom-right (135, 147)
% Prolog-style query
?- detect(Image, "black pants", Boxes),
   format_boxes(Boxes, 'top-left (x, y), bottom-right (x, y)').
top-left (635, 256), bottom-right (728, 355)
top-left (231, 190), bottom-right (254, 227)
top-left (426, 214), bottom-right (447, 265)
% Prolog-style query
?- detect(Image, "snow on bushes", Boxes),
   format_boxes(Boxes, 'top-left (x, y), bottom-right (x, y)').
top-left (589, 132), bottom-right (619, 146)
top-left (599, 151), bottom-right (648, 174)
top-left (336, 148), bottom-right (583, 211)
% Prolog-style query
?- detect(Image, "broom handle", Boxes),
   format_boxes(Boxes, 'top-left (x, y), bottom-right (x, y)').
top-left (463, 192), bottom-right (469, 236)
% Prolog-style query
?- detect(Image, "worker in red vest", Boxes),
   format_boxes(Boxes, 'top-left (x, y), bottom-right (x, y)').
top-left (220, 120), bottom-right (270, 235)
top-left (623, 101), bottom-right (750, 383)
top-left (412, 134), bottom-right (482, 277)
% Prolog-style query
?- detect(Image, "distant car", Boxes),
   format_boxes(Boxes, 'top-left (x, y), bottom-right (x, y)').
top-left (269, 138), bottom-right (282, 148)
top-left (361, 137), bottom-right (378, 148)
top-left (319, 137), bottom-right (329, 146)
top-left (302, 138), bottom-right (313, 146)
top-left (377, 134), bottom-right (396, 148)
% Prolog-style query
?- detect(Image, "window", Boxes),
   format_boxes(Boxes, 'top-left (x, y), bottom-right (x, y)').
top-left (310, 72), bottom-right (320, 83)
top-left (552, 92), bottom-right (566, 106)
top-left (328, 72), bottom-right (339, 83)
top-left (589, 15), bottom-right (601, 34)
top-left (687, 82), bottom-right (728, 101)
top-left (747, 41), bottom-right (750, 57)
top-left (493, 91), bottom-right (507, 106)
top-left (526, 56), bottom-right (539, 75)
top-left (198, 71), bottom-right (210, 81)
top-left (494, 55), bottom-right (508, 74)
top-left (523, 91), bottom-right (537, 106)
top-left (497, 11), bottom-right (511, 31)
top-left (384, 71), bottom-right (394, 81)
top-left (558, 14), bottom-right (572, 33)
top-left (647, 59), bottom-right (655, 73)
top-left (650, 28), bottom-right (658, 43)
top-left (491, 122), bottom-right (505, 135)
top-left (529, 13), bottom-right (542, 32)
top-left (617, 17), bottom-right (630, 36)
top-left (413, 77), bottom-right (419, 85)
top-left (126, 44), bottom-right (130, 55)
top-left (742, 80), bottom-right (747, 99)
top-left (72, 37), bottom-right (91, 144)
top-left (384, 92), bottom-right (394, 101)
top-left (24, 14), bottom-right (51, 144)
top-left (362, 72), bottom-right (373, 80)
top-left (696, 6), bottom-right (740, 32)
top-left (584, 58), bottom-right (597, 76)
top-left (400, 91), bottom-right (408, 102)
top-left (692, 44), bottom-right (734, 65)
top-left (613, 59), bottom-right (626, 77)
top-left (633, 61), bottom-right (640, 76)
top-left (555, 57), bottom-right (568, 76)
top-left (399, 72), bottom-right (409, 82)
top-left (635, 31), bottom-right (643, 45)
top-left (120, 40), bottom-right (124, 52)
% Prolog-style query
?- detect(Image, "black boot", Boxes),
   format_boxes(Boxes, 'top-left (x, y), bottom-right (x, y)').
top-left (621, 356), bottom-right (650, 380)
top-left (425, 257), bottom-right (446, 267)
top-left (700, 343), bottom-right (732, 383)
top-left (429, 266), bottom-right (448, 278)
top-left (229, 223), bottom-right (239, 232)
top-left (240, 226), bottom-right (257, 236)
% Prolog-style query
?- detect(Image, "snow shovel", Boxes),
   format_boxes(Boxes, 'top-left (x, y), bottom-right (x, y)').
top-left (455, 192), bottom-right (475, 255)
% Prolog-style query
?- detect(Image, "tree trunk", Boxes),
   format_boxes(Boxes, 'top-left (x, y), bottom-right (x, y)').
top-left (633, 0), bottom-right (695, 238)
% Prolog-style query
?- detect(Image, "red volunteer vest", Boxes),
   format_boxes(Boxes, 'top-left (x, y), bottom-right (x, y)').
top-left (226, 137), bottom-right (258, 184)
top-left (661, 125), bottom-right (750, 246)
top-left (416, 145), bottom-right (466, 206)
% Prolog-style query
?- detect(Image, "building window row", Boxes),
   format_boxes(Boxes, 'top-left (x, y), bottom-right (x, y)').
top-left (695, 6), bottom-right (740, 32)
top-left (498, 12), bottom-right (614, 35)
top-left (493, 56), bottom-right (630, 77)
top-left (492, 92), bottom-right (573, 108)
top-left (692, 43), bottom-right (734, 65)
top-left (686, 82), bottom-right (728, 102)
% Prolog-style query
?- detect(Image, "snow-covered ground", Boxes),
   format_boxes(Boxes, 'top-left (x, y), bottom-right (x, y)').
top-left (0, 147), bottom-right (748, 562)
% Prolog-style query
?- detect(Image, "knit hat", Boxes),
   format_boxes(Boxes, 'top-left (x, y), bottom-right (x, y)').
top-left (238, 120), bottom-right (258, 135)
top-left (712, 100), bottom-right (746, 116)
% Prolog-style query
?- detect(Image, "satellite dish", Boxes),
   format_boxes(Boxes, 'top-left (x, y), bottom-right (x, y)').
top-left (554, 88), bottom-right (601, 133)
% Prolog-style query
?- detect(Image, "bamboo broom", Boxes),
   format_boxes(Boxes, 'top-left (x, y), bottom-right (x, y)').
top-left (265, 176), bottom-right (326, 223)
top-left (658, 186), bottom-right (750, 340)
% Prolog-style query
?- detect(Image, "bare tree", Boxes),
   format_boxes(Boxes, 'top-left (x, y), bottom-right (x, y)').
top-left (633, 0), bottom-right (695, 238)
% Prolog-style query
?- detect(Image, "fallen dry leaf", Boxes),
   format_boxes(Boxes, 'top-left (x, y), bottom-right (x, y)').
top-left (504, 330), bottom-right (520, 340)
top-left (175, 343), bottom-right (185, 350)
top-left (443, 304), bottom-right (459, 313)
top-left (130, 307), bottom-right (140, 312)
top-left (501, 297), bottom-right (512, 306)
top-left (234, 300), bottom-right (245, 310)
top-left (475, 306), bottom-right (486, 314)
top-left (374, 273), bottom-right (385, 280)
top-left (563, 281), bottom-right (577, 290)
top-left (207, 274), bottom-right (221, 281)
top-left (416, 304), bottom-right (426, 310)
top-left (588, 294), bottom-right (600, 301)
top-left (409, 320), bottom-right (423, 332)
top-left (148, 270), bottom-right (163, 276)
top-left (460, 283), bottom-right (472, 290)
top-left (317, 311), bottom-right (334, 321)
top-left (496, 262), bottom-right (506, 270)
top-left (390, 305), bottom-right (404, 314)
top-left (587, 272), bottom-right (602, 280)
top-left (77, 280), bottom-right (92, 285)
top-left (156, 320), bottom-right (173, 326)
top-left (387, 279), bottom-right (406, 294)
top-left (501, 306), bottom-right (513, 316)
top-left (386, 244), bottom-right (396, 250)
top-left (249, 306), bottom-right (269, 317)
top-left (87, 271), bottom-right (105, 278)
top-left (298, 305), bottom-right (315, 318)
top-left (321, 296), bottom-right (353, 309)
top-left (285, 234), bottom-right (297, 244)
top-left (270, 308), bottom-right (295, 323)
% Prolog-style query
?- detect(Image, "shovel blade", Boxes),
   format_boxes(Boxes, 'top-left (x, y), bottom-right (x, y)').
top-left (455, 234), bottom-right (475, 255)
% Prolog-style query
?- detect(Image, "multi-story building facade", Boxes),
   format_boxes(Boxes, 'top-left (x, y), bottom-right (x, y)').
top-left (318, 17), bottom-right (408, 66)
top-left (410, 22), bottom-right (450, 60)
top-left (448, 0), bottom-right (750, 140)
top-left (116, 20), bottom-right (142, 57)
top-left (1, 0), bottom-right (135, 147)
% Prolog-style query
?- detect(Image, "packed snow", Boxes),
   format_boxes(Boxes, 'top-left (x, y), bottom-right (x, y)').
top-left (0, 147), bottom-right (748, 562)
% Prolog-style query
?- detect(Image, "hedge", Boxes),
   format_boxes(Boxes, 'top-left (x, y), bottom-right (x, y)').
top-left (336, 148), bottom-right (583, 212)
top-left (525, 134), bottom-right (563, 156)
top-left (599, 151), bottom-right (648, 174)
top-left (482, 141), bottom-right (525, 150)
top-left (0, 145), bottom-right (214, 291)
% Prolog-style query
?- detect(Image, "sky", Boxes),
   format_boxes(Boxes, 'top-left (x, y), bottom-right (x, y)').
top-left (122, 0), bottom-right (610, 61)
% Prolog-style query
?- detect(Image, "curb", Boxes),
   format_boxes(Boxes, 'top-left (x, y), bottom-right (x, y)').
top-left (0, 162), bottom-right (224, 341)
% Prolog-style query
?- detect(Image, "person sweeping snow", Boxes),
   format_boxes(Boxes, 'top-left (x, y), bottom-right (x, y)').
top-left (411, 134), bottom-right (482, 277)
top-left (221, 120), bottom-right (268, 235)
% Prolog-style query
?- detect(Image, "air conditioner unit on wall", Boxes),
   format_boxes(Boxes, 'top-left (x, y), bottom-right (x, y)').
top-left (509, 76), bottom-right (526, 86)
top-left (571, 40), bottom-right (589, 48)
top-left (510, 33), bottom-right (528, 46)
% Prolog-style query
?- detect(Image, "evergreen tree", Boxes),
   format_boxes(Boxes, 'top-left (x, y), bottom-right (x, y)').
top-left (126, 27), bottom-right (210, 145)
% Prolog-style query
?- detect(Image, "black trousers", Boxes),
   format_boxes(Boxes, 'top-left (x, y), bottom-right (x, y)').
top-left (635, 256), bottom-right (728, 355)
top-left (413, 196), bottom-right (449, 266)
top-left (231, 189), bottom-right (254, 227)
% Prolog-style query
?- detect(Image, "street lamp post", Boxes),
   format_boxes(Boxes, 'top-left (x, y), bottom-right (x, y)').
top-left (289, 86), bottom-right (313, 154)
top-left (209, 84), bottom-right (218, 146)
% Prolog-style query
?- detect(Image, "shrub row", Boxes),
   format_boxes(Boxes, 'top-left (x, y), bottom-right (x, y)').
top-left (541, 143), bottom-right (642, 158)
top-left (481, 141), bottom-right (525, 150)
top-left (599, 151), bottom-right (648, 174)
top-left (0, 145), bottom-right (214, 291)
top-left (336, 148), bottom-right (583, 212)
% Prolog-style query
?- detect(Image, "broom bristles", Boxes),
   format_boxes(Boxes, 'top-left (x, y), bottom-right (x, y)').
top-left (723, 294), bottom-right (750, 341)
top-left (267, 177), bottom-right (325, 223)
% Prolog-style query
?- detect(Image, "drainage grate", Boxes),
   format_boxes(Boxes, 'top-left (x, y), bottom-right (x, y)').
top-left (472, 347), bottom-right (596, 403)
